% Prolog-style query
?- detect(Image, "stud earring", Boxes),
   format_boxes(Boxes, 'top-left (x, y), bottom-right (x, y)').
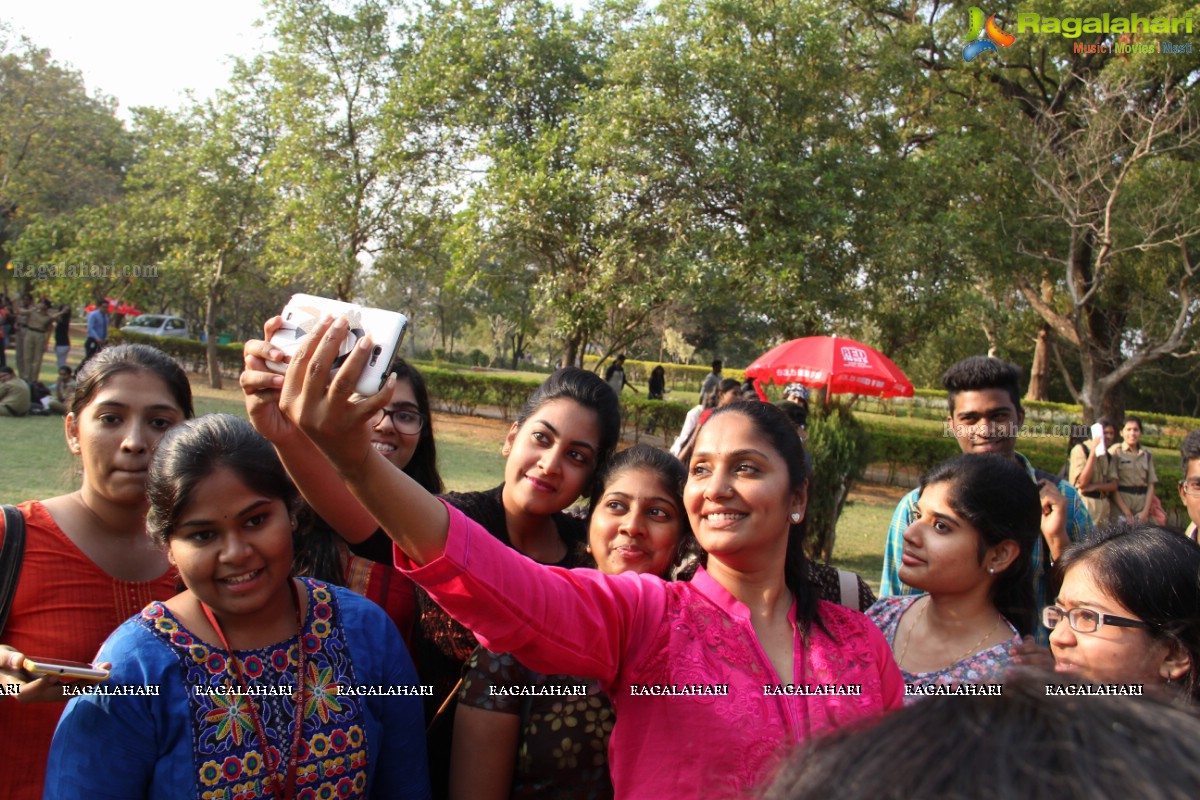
top-left (987, 566), bottom-right (996, 574)
top-left (789, 512), bottom-right (801, 523)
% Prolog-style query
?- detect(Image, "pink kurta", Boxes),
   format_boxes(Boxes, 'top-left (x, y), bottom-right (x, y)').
top-left (396, 502), bottom-right (903, 799)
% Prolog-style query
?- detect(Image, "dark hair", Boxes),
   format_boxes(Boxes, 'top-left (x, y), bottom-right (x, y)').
top-left (1053, 522), bottom-right (1200, 702)
top-left (700, 402), bottom-right (819, 634)
top-left (390, 358), bottom-right (444, 494)
top-left (1181, 430), bottom-right (1200, 472)
top-left (1123, 415), bottom-right (1143, 432)
top-left (147, 414), bottom-right (304, 547)
top-left (761, 670), bottom-right (1200, 800)
top-left (0, 365), bottom-right (13, 377)
top-left (651, 365), bottom-right (665, 378)
top-left (712, 359), bottom-right (722, 371)
top-left (71, 344), bottom-right (194, 419)
top-left (917, 455), bottom-right (1040, 635)
top-left (589, 444), bottom-right (695, 571)
top-left (515, 367), bottom-right (622, 471)
top-left (941, 356), bottom-right (1022, 417)
top-left (776, 400), bottom-right (808, 430)
top-left (717, 378), bottom-right (741, 395)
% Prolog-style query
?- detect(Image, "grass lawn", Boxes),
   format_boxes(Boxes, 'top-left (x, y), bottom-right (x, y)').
top-left (826, 494), bottom-right (895, 595)
top-left (0, 391), bottom-right (511, 504)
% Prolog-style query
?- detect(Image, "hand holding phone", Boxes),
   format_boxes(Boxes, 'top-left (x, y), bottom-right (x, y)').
top-left (266, 294), bottom-right (408, 396)
top-left (22, 657), bottom-right (110, 683)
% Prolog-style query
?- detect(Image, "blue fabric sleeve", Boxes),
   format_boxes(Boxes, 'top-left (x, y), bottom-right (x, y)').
top-left (879, 489), bottom-right (919, 597)
top-left (44, 621), bottom-right (180, 799)
top-left (332, 587), bottom-right (431, 800)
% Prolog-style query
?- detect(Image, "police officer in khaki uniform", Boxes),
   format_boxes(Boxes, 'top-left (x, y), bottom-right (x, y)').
top-left (1115, 415), bottom-right (1157, 522)
top-left (20, 297), bottom-right (65, 382)
top-left (1069, 419), bottom-right (1120, 524)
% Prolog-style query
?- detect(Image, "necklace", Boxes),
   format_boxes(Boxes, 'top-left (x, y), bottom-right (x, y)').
top-left (201, 580), bottom-right (307, 800)
top-left (897, 596), bottom-right (1005, 669)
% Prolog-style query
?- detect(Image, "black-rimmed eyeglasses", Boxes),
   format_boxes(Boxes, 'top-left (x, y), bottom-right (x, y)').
top-left (369, 407), bottom-right (425, 435)
top-left (1042, 605), bottom-right (1151, 634)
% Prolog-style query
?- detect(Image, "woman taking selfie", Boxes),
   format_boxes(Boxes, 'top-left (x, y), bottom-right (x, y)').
top-left (276, 317), bottom-right (902, 799)
top-left (0, 344), bottom-right (192, 800)
top-left (450, 445), bottom-right (695, 800)
top-left (868, 455), bottom-right (1040, 696)
top-left (1046, 522), bottom-right (1199, 701)
top-left (44, 414), bottom-right (430, 799)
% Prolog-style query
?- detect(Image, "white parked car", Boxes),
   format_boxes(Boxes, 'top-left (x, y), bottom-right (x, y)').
top-left (121, 314), bottom-right (189, 338)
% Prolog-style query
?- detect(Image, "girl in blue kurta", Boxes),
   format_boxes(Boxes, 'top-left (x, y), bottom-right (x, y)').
top-left (45, 414), bottom-right (430, 800)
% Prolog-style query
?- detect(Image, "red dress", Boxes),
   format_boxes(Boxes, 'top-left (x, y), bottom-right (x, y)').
top-left (0, 501), bottom-right (179, 800)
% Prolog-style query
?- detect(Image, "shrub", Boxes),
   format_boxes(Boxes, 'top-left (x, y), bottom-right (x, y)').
top-left (806, 403), bottom-right (870, 562)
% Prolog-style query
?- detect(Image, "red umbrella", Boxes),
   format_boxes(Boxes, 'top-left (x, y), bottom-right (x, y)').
top-left (744, 336), bottom-right (914, 398)
top-left (83, 298), bottom-right (143, 316)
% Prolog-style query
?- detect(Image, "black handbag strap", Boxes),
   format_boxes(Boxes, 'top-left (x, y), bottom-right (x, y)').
top-left (0, 504), bottom-right (27, 635)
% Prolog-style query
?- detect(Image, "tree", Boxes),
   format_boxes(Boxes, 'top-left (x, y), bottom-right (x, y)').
top-left (859, 1), bottom-right (1200, 421)
top-left (263, 0), bottom-right (435, 300)
top-left (0, 29), bottom-right (130, 295)
top-left (1013, 73), bottom-right (1200, 421)
top-left (585, 0), bottom-right (888, 344)
top-left (120, 67), bottom-right (277, 387)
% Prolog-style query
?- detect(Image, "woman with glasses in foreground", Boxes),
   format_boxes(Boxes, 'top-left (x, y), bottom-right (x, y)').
top-left (1044, 522), bottom-right (1200, 701)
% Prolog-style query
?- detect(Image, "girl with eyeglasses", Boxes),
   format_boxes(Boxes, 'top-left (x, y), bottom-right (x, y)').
top-left (1046, 522), bottom-right (1200, 701)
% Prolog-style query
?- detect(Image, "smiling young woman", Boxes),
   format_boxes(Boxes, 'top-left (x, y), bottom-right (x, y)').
top-left (450, 445), bottom-right (696, 800)
top-left (274, 315), bottom-right (902, 800)
top-left (0, 344), bottom-right (192, 800)
top-left (43, 414), bottom-right (430, 800)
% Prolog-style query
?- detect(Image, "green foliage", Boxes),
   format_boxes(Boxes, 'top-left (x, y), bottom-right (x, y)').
top-left (0, 30), bottom-right (130, 295)
top-left (806, 403), bottom-right (870, 562)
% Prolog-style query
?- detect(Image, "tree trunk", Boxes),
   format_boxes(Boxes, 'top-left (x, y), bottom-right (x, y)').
top-left (203, 269), bottom-right (223, 391)
top-left (1025, 323), bottom-right (1052, 402)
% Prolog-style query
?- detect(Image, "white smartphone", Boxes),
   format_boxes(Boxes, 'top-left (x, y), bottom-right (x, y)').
top-left (266, 294), bottom-right (408, 396)
top-left (22, 657), bottom-right (110, 682)
top-left (1090, 422), bottom-right (1106, 456)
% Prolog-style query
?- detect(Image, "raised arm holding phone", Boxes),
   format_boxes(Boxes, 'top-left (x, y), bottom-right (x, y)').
top-left (273, 316), bottom-right (902, 800)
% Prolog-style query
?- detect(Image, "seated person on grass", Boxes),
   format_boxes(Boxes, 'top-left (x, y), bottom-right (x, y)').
top-left (0, 365), bottom-right (31, 417)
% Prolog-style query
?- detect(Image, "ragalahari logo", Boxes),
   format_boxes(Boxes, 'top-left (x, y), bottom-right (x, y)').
top-left (963, 7), bottom-right (1016, 61)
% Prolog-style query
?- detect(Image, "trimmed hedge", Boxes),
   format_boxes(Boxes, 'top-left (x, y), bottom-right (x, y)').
top-left (581, 355), bottom-right (743, 397)
top-left (110, 330), bottom-right (246, 378)
top-left (106, 338), bottom-right (1191, 525)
